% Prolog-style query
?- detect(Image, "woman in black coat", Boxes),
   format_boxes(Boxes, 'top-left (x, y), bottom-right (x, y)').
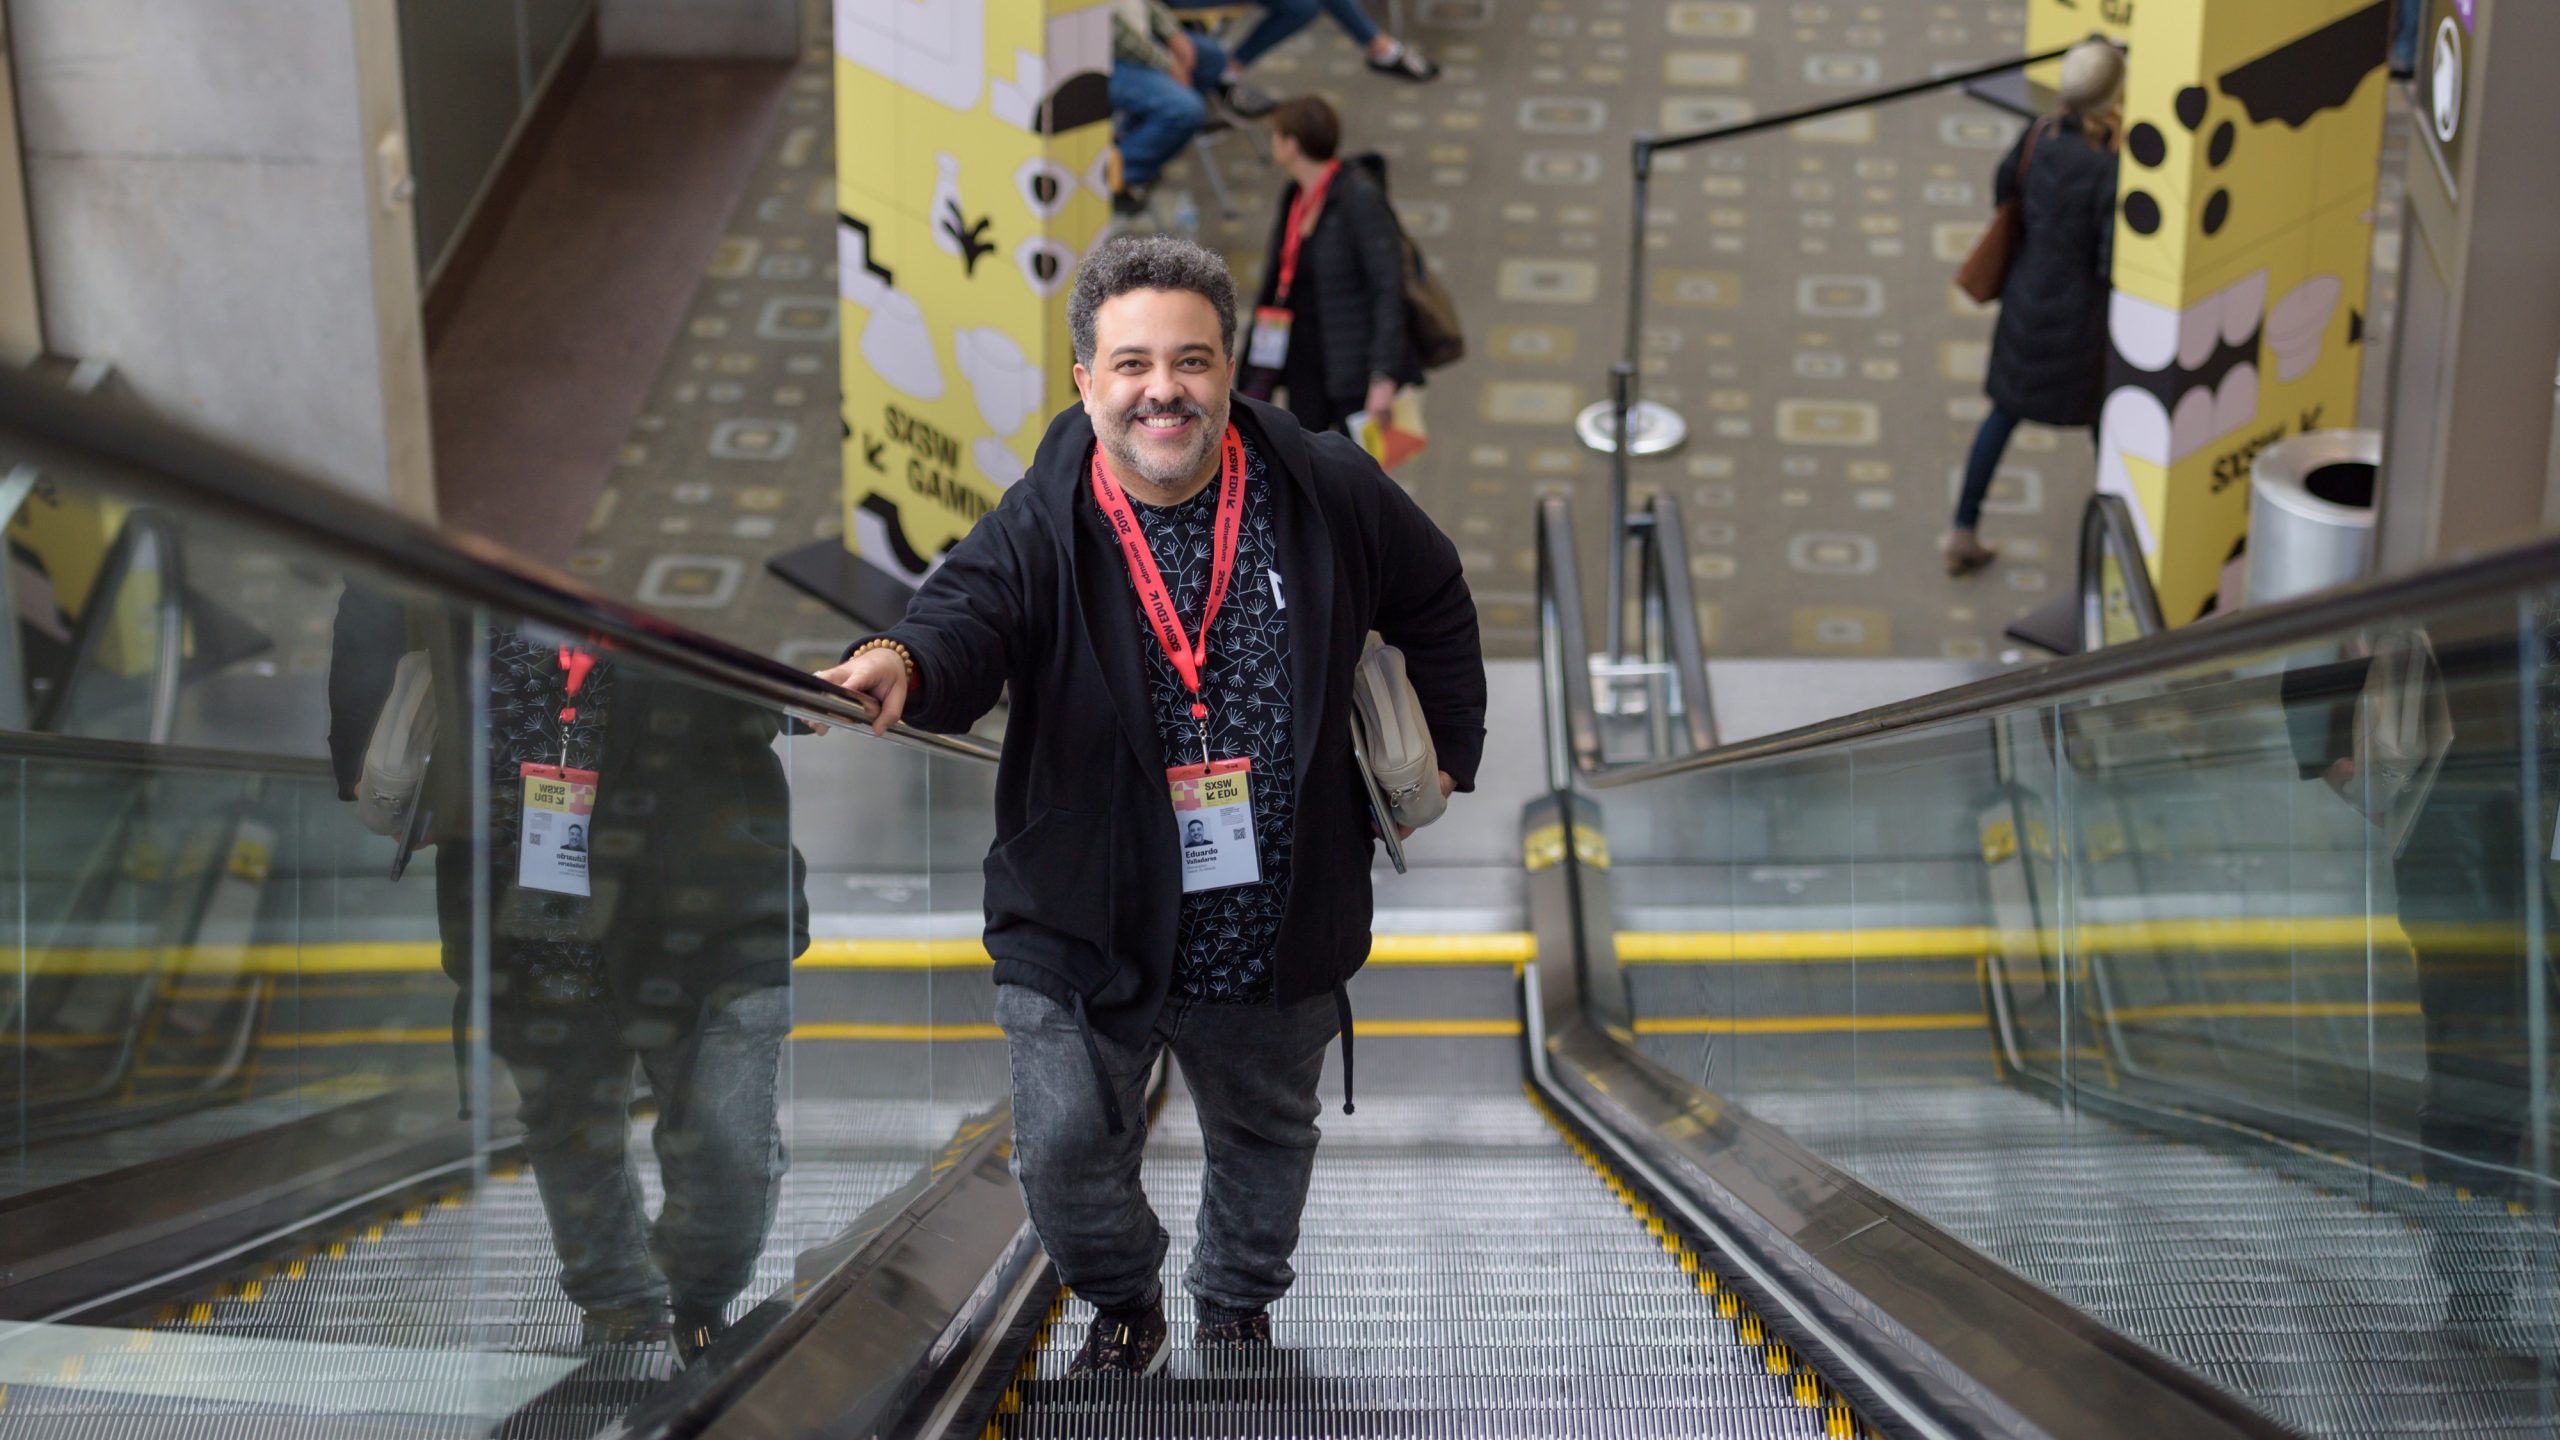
top-left (1244, 94), bottom-right (1415, 436)
top-left (1944, 40), bottom-right (2124, 575)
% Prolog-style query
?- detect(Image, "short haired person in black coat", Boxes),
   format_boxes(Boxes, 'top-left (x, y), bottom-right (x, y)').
top-left (1943, 40), bottom-right (2124, 576)
top-left (1244, 95), bottom-right (1418, 437)
top-left (820, 236), bottom-right (1486, 1376)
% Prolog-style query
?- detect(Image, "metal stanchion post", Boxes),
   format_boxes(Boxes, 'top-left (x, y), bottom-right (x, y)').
top-left (1603, 360), bottom-right (1635, 671)
top-left (1577, 136), bottom-right (1688, 478)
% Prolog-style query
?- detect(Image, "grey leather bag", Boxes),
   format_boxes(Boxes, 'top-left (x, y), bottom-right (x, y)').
top-left (1350, 638), bottom-right (1446, 834)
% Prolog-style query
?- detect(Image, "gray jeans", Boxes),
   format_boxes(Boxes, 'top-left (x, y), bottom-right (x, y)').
top-left (492, 983), bottom-right (792, 1314)
top-left (995, 983), bottom-right (1339, 1325)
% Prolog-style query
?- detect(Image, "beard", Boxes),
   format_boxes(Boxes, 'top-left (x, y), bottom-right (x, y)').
top-left (1097, 391), bottom-right (1229, 493)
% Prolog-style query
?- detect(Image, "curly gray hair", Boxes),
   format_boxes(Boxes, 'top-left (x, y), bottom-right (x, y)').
top-left (1067, 235), bottom-right (1238, 367)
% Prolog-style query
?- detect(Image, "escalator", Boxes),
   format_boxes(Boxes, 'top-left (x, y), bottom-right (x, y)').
top-left (7, 367), bottom-right (2560, 1440)
top-left (1007, 1093), bottom-right (1862, 1439)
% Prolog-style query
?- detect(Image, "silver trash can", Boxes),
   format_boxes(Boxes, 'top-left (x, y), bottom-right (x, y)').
top-left (2247, 430), bottom-right (2380, 608)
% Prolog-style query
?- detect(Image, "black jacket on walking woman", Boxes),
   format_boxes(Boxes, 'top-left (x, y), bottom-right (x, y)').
top-left (1985, 113), bottom-right (2120, 428)
top-left (1251, 161), bottom-right (1415, 431)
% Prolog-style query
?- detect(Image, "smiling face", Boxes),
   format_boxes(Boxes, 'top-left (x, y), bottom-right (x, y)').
top-left (1072, 288), bottom-right (1233, 501)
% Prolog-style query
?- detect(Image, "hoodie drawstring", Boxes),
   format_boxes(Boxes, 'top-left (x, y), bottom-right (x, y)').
top-left (1073, 991), bottom-right (1129, 1136)
top-left (1333, 981), bottom-right (1356, 1117)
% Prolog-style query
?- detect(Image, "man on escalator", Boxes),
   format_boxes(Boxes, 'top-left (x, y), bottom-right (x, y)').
top-left (820, 236), bottom-right (1486, 1376)
top-left (330, 600), bottom-right (809, 1364)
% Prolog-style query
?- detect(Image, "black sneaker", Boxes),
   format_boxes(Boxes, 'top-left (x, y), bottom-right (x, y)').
top-left (1218, 77), bottom-right (1277, 119)
top-left (1366, 43), bottom-right (1439, 81)
top-left (1111, 183), bottom-right (1152, 219)
top-left (671, 1303), bottom-right (729, 1365)
top-left (1193, 1310), bottom-right (1272, 1348)
top-left (579, 1300), bottom-right (668, 1347)
top-left (1067, 1305), bottom-right (1169, 1376)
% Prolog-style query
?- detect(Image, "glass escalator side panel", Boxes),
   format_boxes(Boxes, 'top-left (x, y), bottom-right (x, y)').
top-left (1604, 586), bottom-right (2560, 1440)
top-left (0, 399), bottom-right (998, 1434)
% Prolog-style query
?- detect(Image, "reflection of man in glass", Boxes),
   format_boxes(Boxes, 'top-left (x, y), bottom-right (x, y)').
top-left (331, 603), bottom-right (808, 1364)
top-left (2285, 617), bottom-right (2555, 1334)
top-left (1184, 818), bottom-right (1211, 848)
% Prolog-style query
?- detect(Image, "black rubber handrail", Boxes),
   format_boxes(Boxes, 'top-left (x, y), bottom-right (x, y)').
top-left (1637, 491), bottom-right (1716, 754)
top-left (1536, 496), bottom-right (1603, 786)
top-left (1584, 524), bottom-right (2560, 788)
top-left (1537, 494), bottom-right (1718, 782)
top-left (0, 372), bottom-right (999, 766)
top-left (2079, 493), bottom-right (2166, 650)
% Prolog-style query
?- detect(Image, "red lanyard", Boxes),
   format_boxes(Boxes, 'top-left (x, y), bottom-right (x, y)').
top-left (1273, 162), bottom-right (1339, 306)
top-left (1090, 428), bottom-right (1247, 756)
top-left (555, 645), bottom-right (595, 764)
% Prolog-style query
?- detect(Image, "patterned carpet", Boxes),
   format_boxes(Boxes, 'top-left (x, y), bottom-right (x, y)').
top-left (572, 0), bottom-right (2407, 666)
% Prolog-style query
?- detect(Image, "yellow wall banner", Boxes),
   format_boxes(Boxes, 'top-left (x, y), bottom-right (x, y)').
top-left (2100, 0), bottom-right (2389, 622)
top-left (831, 0), bottom-right (1116, 597)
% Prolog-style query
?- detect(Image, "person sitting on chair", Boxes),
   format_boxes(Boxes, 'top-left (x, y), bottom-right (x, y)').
top-left (1111, 0), bottom-right (1270, 217)
top-left (1166, 0), bottom-right (1439, 85)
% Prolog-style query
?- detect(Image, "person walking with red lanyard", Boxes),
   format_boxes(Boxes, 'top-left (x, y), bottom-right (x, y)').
top-left (1244, 95), bottom-right (1413, 437)
top-left (820, 235), bottom-right (1485, 1376)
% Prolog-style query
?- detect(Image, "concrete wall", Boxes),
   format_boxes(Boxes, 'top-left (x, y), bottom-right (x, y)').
top-left (10, 0), bottom-right (435, 518)
top-left (0, 8), bottom-right (43, 367)
top-left (599, 0), bottom-right (799, 58)
top-left (2375, 0), bottom-right (2560, 572)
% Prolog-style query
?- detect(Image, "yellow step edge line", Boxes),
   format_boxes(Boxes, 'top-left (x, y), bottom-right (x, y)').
top-left (1635, 1013), bottom-right (1986, 1036)
top-left (15, 915), bottom-right (2509, 978)
top-left (791, 1023), bottom-right (1005, 1042)
top-left (2107, 1000), bottom-right (2425, 1023)
top-left (797, 934), bottom-right (1538, 968)
top-left (94, 1018), bottom-right (1535, 1048)
top-left (788, 1019), bottom-right (1521, 1042)
top-left (1350, 1018), bottom-right (1523, 1038)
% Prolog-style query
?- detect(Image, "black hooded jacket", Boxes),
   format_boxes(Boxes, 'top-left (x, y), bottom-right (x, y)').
top-left (1985, 113), bottom-right (2120, 427)
top-left (872, 396), bottom-right (1486, 1051)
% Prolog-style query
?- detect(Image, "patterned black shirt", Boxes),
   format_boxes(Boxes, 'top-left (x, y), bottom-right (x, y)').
top-left (1120, 431), bottom-right (1295, 1003)
top-left (483, 630), bottom-right (614, 1007)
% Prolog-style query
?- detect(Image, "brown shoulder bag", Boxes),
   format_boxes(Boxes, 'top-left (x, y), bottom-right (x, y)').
top-left (1955, 118), bottom-right (2046, 305)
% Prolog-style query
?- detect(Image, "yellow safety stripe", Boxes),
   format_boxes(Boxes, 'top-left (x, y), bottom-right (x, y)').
top-left (2104, 1000), bottom-right (2424, 1023)
top-left (11, 916), bottom-right (2516, 978)
top-left (1635, 1012), bottom-right (1986, 1037)
top-left (1524, 1086), bottom-right (1873, 1439)
top-left (790, 1023), bottom-right (1005, 1042)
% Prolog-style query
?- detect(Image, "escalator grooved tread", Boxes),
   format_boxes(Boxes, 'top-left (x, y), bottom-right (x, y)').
top-left (1004, 1095), bottom-right (1844, 1440)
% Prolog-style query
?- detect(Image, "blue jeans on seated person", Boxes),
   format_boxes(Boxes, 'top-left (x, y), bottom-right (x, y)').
top-left (1111, 34), bottom-right (1232, 190)
top-left (2392, 0), bottom-right (2422, 70)
top-left (1168, 0), bottom-right (1379, 67)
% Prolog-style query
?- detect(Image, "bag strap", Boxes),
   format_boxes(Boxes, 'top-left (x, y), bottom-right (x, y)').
top-left (2014, 117), bottom-right (2046, 192)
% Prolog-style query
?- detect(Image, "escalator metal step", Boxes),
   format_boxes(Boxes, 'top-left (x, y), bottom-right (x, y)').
top-left (1005, 1095), bottom-right (1849, 1440)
